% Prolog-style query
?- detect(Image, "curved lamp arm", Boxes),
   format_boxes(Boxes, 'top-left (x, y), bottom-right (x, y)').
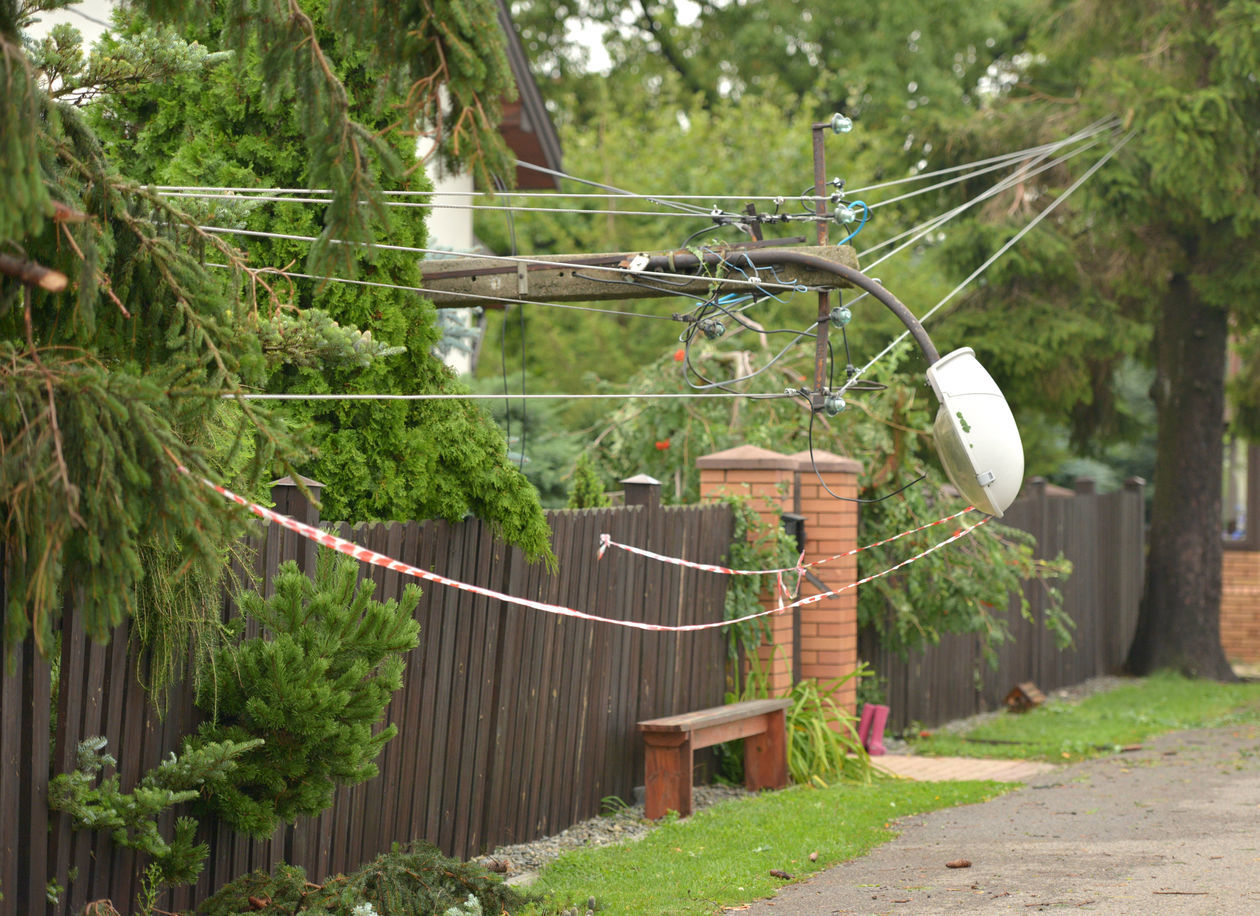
top-left (648, 249), bottom-right (940, 366)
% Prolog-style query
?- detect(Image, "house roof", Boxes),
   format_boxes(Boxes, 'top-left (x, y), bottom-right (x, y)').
top-left (495, 0), bottom-right (563, 190)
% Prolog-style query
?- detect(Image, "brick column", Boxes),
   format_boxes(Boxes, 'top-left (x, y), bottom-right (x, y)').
top-left (696, 446), bottom-right (799, 695)
top-left (789, 450), bottom-right (862, 714)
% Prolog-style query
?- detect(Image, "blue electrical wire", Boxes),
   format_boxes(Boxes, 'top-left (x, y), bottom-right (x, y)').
top-left (835, 200), bottom-right (871, 245)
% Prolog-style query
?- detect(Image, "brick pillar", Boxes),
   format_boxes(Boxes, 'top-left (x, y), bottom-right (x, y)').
top-left (696, 446), bottom-right (798, 695)
top-left (789, 450), bottom-right (862, 715)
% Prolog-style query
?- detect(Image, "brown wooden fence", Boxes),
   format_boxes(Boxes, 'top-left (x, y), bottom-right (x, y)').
top-left (1, 489), bottom-right (734, 915)
top-left (861, 478), bottom-right (1146, 732)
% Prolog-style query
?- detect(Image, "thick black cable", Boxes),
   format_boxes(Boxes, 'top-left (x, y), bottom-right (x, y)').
top-left (807, 409), bottom-right (925, 504)
top-left (495, 173), bottom-right (527, 471)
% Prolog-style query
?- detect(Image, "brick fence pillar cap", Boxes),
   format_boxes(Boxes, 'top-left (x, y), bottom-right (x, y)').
top-left (788, 449), bottom-right (863, 474)
top-left (695, 444), bottom-right (798, 470)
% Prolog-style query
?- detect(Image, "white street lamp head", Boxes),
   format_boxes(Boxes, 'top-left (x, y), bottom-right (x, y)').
top-left (925, 348), bottom-right (1024, 517)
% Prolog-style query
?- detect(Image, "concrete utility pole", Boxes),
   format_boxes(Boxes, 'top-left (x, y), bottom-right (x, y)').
top-left (417, 242), bottom-right (860, 307)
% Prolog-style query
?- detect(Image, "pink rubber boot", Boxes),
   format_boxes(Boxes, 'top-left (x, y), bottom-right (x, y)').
top-left (865, 704), bottom-right (890, 756)
top-left (857, 703), bottom-right (876, 749)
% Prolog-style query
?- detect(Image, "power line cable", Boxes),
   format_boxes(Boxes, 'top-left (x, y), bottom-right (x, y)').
top-left (863, 131), bottom-right (1109, 213)
top-left (857, 131), bottom-right (1111, 269)
top-left (153, 185), bottom-right (815, 202)
top-left (493, 172), bottom-right (528, 471)
top-left (839, 130), bottom-right (1135, 395)
top-left (149, 125), bottom-right (1116, 205)
top-left (221, 391), bottom-right (796, 401)
top-left (513, 159), bottom-right (718, 217)
top-left (160, 190), bottom-right (749, 219)
top-left (845, 116), bottom-right (1120, 197)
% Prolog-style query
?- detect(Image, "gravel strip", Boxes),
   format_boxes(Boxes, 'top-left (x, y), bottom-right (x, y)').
top-left (479, 784), bottom-right (750, 881)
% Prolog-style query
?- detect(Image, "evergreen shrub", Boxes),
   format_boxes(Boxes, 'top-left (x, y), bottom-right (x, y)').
top-left (192, 552), bottom-right (420, 836)
top-left (48, 735), bottom-right (261, 888)
top-left (195, 842), bottom-right (535, 916)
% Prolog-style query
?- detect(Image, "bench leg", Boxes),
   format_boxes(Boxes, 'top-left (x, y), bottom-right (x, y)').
top-left (643, 733), bottom-right (693, 819)
top-left (744, 708), bottom-right (788, 791)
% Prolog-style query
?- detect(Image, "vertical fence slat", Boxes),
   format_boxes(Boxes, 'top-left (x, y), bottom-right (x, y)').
top-left (0, 638), bottom-right (21, 916)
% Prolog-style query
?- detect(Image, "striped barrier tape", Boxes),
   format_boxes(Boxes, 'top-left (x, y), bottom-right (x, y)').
top-left (596, 506), bottom-right (975, 576)
top-left (190, 469), bottom-right (988, 633)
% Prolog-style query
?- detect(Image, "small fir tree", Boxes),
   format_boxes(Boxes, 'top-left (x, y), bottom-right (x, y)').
top-left (191, 552), bottom-right (420, 836)
top-left (48, 735), bottom-right (261, 888)
top-left (566, 452), bottom-right (612, 508)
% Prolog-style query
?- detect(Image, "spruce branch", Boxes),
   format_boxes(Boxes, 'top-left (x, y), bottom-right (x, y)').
top-left (0, 252), bottom-right (66, 291)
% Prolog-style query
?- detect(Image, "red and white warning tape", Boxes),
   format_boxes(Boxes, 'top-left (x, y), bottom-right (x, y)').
top-left (597, 506), bottom-right (975, 576)
top-left (190, 470), bottom-right (988, 633)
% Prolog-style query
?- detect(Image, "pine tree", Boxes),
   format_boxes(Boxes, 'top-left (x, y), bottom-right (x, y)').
top-left (192, 553), bottom-right (421, 836)
top-left (48, 734), bottom-right (262, 887)
top-left (1, 0), bottom-right (549, 665)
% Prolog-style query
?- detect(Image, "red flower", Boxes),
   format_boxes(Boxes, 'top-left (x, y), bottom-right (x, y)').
top-left (655, 439), bottom-right (671, 450)
top-left (673, 349), bottom-right (685, 362)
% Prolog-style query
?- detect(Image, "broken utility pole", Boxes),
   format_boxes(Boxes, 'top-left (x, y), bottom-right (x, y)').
top-left (417, 241), bottom-right (860, 307)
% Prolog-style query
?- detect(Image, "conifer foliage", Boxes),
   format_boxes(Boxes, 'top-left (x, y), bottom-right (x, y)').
top-left (1, 0), bottom-right (548, 666)
top-left (192, 554), bottom-right (421, 837)
top-left (48, 734), bottom-right (263, 888)
top-left (196, 842), bottom-right (534, 916)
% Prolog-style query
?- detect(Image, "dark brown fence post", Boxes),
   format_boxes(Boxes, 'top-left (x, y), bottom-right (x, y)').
top-left (622, 473), bottom-right (662, 511)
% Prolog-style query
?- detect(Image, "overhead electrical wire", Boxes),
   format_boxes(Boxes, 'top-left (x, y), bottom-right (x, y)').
top-left (157, 190), bottom-right (750, 220)
top-left (150, 124), bottom-right (1118, 210)
top-left (845, 116), bottom-right (1120, 198)
top-left (839, 130), bottom-right (1136, 395)
top-left (513, 159), bottom-right (718, 217)
top-left (494, 172), bottom-right (528, 471)
top-left (152, 185), bottom-right (815, 202)
top-left (222, 391), bottom-right (796, 401)
top-left (863, 127), bottom-right (1113, 213)
top-left (858, 129), bottom-right (1115, 268)
top-left (188, 124), bottom-right (1129, 411)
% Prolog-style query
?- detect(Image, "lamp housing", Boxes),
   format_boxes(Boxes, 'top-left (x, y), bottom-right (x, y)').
top-left (925, 348), bottom-right (1024, 517)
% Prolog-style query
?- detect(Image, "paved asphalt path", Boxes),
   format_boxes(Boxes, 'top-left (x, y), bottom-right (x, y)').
top-left (740, 723), bottom-right (1260, 915)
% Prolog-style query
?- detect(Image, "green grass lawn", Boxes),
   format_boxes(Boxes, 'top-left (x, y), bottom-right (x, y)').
top-left (521, 672), bottom-right (1260, 915)
top-left (910, 671), bottom-right (1260, 762)
top-left (529, 780), bottom-right (1009, 915)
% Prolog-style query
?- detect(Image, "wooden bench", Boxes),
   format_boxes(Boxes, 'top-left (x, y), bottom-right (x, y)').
top-left (637, 698), bottom-right (792, 820)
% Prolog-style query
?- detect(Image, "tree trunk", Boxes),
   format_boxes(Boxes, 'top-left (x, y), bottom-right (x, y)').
top-left (1125, 270), bottom-right (1237, 680)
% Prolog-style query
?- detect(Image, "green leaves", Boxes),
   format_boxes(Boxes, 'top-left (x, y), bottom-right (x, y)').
top-left (85, 3), bottom-right (554, 561)
top-left (196, 841), bottom-right (535, 916)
